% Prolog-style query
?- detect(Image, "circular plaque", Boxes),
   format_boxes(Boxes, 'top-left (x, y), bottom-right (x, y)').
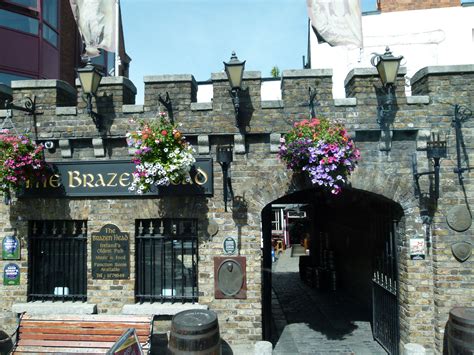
top-left (207, 220), bottom-right (219, 237)
top-left (446, 205), bottom-right (472, 232)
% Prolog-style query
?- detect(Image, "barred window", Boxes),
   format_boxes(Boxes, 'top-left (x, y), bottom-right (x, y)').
top-left (28, 220), bottom-right (87, 302)
top-left (136, 219), bottom-right (198, 304)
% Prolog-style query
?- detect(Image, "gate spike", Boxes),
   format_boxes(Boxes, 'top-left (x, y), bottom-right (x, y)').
top-left (81, 222), bottom-right (87, 235)
top-left (159, 221), bottom-right (164, 235)
top-left (138, 221), bottom-right (144, 235)
top-left (32, 221), bottom-right (37, 235)
top-left (150, 221), bottom-right (155, 235)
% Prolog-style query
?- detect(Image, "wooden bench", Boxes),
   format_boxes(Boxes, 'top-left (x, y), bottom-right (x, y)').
top-left (12, 313), bottom-right (153, 354)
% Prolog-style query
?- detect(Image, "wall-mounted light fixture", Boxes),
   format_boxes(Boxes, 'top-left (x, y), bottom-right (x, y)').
top-left (452, 104), bottom-right (472, 182)
top-left (412, 133), bottom-right (447, 222)
top-left (216, 145), bottom-right (234, 212)
top-left (77, 60), bottom-right (103, 130)
top-left (224, 52), bottom-right (246, 127)
top-left (371, 47), bottom-right (403, 124)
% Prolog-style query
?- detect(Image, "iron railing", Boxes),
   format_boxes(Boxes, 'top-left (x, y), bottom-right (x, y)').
top-left (135, 218), bottom-right (198, 304)
top-left (28, 220), bottom-right (87, 302)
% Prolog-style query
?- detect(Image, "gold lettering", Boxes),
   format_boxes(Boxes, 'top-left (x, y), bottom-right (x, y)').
top-left (83, 174), bottom-right (95, 188)
top-left (107, 173), bottom-right (118, 187)
top-left (49, 174), bottom-right (61, 188)
top-left (194, 168), bottom-right (208, 185)
top-left (119, 173), bottom-right (130, 187)
top-left (68, 171), bottom-right (82, 188)
top-left (95, 174), bottom-right (106, 187)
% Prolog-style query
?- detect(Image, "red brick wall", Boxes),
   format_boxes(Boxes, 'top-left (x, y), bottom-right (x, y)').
top-left (59, 2), bottom-right (81, 87)
top-left (380, 0), bottom-right (460, 12)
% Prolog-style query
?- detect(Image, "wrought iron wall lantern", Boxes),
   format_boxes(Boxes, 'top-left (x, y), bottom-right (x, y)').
top-left (216, 145), bottom-right (234, 212)
top-left (224, 52), bottom-right (246, 127)
top-left (452, 104), bottom-right (473, 182)
top-left (412, 133), bottom-right (447, 222)
top-left (76, 60), bottom-right (103, 130)
top-left (371, 47), bottom-right (403, 124)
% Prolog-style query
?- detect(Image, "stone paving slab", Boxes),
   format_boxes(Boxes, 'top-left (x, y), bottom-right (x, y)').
top-left (271, 248), bottom-right (387, 355)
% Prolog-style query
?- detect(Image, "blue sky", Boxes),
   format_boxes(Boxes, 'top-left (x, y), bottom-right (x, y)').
top-left (121, 0), bottom-right (308, 103)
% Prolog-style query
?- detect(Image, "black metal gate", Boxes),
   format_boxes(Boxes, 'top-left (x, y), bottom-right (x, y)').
top-left (372, 217), bottom-right (400, 355)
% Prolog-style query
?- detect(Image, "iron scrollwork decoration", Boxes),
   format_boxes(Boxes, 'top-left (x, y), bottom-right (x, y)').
top-left (2, 96), bottom-right (38, 137)
top-left (412, 133), bottom-right (447, 224)
top-left (308, 87), bottom-right (318, 118)
top-left (452, 104), bottom-right (473, 182)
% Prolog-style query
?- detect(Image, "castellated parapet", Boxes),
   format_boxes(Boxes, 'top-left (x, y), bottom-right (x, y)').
top-left (0, 65), bottom-right (472, 352)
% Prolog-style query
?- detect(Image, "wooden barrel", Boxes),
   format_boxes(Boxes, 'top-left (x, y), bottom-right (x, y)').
top-left (0, 330), bottom-right (13, 355)
top-left (167, 309), bottom-right (221, 355)
top-left (447, 307), bottom-right (474, 355)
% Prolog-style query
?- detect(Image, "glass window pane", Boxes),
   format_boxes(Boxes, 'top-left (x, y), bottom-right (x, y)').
top-left (42, 24), bottom-right (57, 46)
top-left (8, 0), bottom-right (37, 8)
top-left (107, 52), bottom-right (115, 75)
top-left (91, 51), bottom-right (106, 67)
top-left (0, 9), bottom-right (38, 35)
top-left (361, 0), bottom-right (378, 13)
top-left (42, 0), bottom-right (57, 29)
top-left (0, 71), bottom-right (34, 85)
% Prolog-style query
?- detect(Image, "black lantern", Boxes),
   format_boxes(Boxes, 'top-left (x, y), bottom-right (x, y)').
top-left (216, 145), bottom-right (234, 212)
top-left (77, 60), bottom-right (103, 129)
top-left (224, 52), bottom-right (246, 127)
top-left (371, 47), bottom-right (403, 124)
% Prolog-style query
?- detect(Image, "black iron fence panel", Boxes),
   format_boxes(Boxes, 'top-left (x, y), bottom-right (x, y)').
top-left (135, 218), bottom-right (198, 304)
top-left (28, 220), bottom-right (87, 302)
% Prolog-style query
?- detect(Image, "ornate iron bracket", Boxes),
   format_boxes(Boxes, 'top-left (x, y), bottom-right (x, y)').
top-left (158, 92), bottom-right (174, 123)
top-left (308, 87), bottom-right (318, 118)
top-left (452, 104), bottom-right (473, 182)
top-left (2, 96), bottom-right (40, 137)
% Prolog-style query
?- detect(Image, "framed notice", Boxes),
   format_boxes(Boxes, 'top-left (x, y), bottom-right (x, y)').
top-left (91, 224), bottom-right (130, 279)
top-left (410, 238), bottom-right (425, 260)
top-left (3, 263), bottom-right (20, 285)
top-left (2, 235), bottom-right (20, 260)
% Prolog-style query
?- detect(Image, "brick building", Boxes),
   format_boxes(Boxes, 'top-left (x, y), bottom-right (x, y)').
top-left (0, 62), bottom-right (472, 353)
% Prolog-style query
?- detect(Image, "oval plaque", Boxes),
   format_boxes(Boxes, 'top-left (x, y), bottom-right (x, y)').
top-left (217, 259), bottom-right (244, 296)
top-left (446, 205), bottom-right (472, 232)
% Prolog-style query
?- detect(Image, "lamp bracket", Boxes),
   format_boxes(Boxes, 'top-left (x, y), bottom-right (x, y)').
top-left (81, 93), bottom-right (102, 131)
top-left (377, 85), bottom-right (396, 125)
top-left (5, 96), bottom-right (36, 115)
top-left (158, 92), bottom-right (174, 123)
top-left (308, 87), bottom-right (319, 118)
top-left (229, 89), bottom-right (241, 127)
top-left (452, 104), bottom-right (473, 182)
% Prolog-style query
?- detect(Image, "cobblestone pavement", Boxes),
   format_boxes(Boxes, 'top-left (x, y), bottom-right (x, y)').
top-left (271, 248), bottom-right (387, 355)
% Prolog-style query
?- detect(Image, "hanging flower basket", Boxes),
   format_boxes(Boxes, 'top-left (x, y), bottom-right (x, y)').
top-left (126, 113), bottom-right (196, 194)
top-left (0, 129), bottom-right (47, 203)
top-left (278, 117), bottom-right (360, 195)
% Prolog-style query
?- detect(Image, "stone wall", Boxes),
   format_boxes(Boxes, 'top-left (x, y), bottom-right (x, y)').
top-left (0, 65), bottom-right (472, 352)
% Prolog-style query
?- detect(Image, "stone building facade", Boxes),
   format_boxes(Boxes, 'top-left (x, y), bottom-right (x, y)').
top-left (0, 64), bottom-right (472, 353)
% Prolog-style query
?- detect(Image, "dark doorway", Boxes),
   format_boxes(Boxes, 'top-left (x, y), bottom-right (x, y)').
top-left (261, 187), bottom-right (403, 354)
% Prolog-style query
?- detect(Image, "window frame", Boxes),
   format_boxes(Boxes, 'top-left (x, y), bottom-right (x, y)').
top-left (135, 218), bottom-right (199, 304)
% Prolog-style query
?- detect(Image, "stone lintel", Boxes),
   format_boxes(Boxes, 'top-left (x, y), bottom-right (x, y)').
top-left (92, 138), bottom-right (105, 157)
top-left (191, 102), bottom-right (213, 111)
top-left (407, 96), bottom-right (430, 105)
top-left (197, 135), bottom-right (210, 155)
top-left (12, 79), bottom-right (76, 97)
top-left (122, 104), bottom-right (144, 113)
top-left (122, 303), bottom-right (208, 316)
top-left (334, 98), bottom-right (357, 106)
top-left (12, 302), bottom-right (97, 315)
top-left (282, 69), bottom-right (333, 78)
top-left (56, 107), bottom-right (77, 116)
top-left (270, 133), bottom-right (282, 153)
top-left (411, 64), bottom-right (474, 87)
top-left (261, 100), bottom-right (283, 109)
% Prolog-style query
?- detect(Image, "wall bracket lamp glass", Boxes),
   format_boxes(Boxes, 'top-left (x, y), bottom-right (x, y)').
top-left (412, 133), bottom-right (447, 222)
top-left (216, 145), bottom-right (234, 212)
top-left (77, 61), bottom-right (103, 130)
top-left (371, 47), bottom-right (403, 124)
top-left (224, 52), bottom-right (246, 127)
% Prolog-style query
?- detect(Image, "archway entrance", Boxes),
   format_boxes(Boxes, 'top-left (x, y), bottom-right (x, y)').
top-left (261, 187), bottom-right (403, 354)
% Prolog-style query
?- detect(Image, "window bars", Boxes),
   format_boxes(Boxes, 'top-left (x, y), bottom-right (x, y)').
top-left (135, 218), bottom-right (198, 304)
top-left (28, 220), bottom-right (87, 302)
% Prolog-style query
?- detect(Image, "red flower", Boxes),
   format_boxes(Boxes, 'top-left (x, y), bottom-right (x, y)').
top-left (161, 130), bottom-right (168, 136)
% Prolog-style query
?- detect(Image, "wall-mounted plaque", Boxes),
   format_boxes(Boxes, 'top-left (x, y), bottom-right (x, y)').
top-left (214, 256), bottom-right (246, 299)
top-left (3, 263), bottom-right (20, 285)
top-left (410, 238), bottom-right (425, 260)
top-left (91, 224), bottom-right (130, 280)
top-left (223, 237), bottom-right (237, 255)
top-left (2, 235), bottom-right (20, 260)
top-left (446, 205), bottom-right (472, 232)
top-left (451, 242), bottom-right (472, 263)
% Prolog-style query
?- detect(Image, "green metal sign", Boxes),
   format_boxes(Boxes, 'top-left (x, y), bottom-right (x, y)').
top-left (2, 235), bottom-right (20, 260)
top-left (3, 263), bottom-right (20, 285)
